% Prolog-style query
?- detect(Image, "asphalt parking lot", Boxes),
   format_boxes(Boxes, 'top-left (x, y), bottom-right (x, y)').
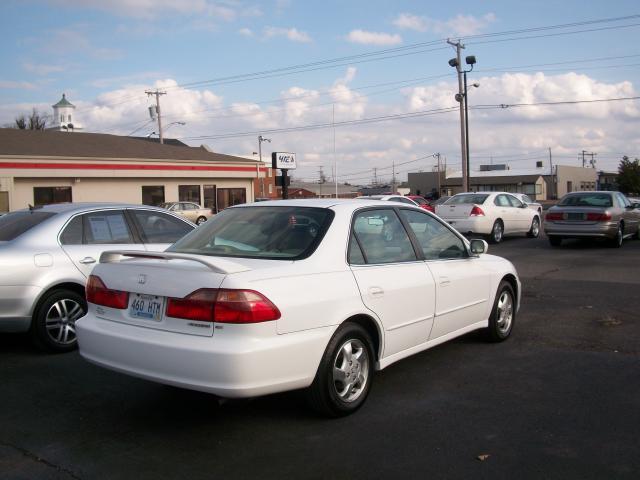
top-left (1, 233), bottom-right (639, 480)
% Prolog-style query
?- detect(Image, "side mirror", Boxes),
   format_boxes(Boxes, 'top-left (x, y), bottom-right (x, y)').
top-left (469, 238), bottom-right (488, 255)
top-left (520, 203), bottom-right (529, 208)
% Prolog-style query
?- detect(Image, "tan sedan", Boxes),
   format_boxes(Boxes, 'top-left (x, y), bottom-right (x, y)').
top-left (544, 191), bottom-right (640, 247)
top-left (159, 202), bottom-right (214, 225)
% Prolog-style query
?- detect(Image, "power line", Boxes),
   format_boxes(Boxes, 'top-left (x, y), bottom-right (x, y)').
top-left (64, 14), bottom-right (640, 114)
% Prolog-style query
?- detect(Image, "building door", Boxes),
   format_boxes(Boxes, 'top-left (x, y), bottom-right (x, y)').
top-left (0, 191), bottom-right (8, 212)
top-left (567, 181), bottom-right (573, 193)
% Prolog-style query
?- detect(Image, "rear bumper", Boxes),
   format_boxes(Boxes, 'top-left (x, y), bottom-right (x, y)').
top-left (544, 221), bottom-right (618, 238)
top-left (76, 314), bottom-right (332, 398)
top-left (442, 217), bottom-right (492, 235)
top-left (0, 285), bottom-right (41, 332)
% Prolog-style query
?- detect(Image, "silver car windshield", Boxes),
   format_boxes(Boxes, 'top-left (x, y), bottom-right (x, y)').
top-left (168, 206), bottom-right (333, 260)
top-left (0, 211), bottom-right (57, 241)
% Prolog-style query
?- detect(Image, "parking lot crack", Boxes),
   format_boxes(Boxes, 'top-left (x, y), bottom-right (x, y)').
top-left (0, 441), bottom-right (83, 480)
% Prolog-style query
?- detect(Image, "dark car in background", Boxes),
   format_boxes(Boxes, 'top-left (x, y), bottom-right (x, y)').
top-left (544, 191), bottom-right (640, 247)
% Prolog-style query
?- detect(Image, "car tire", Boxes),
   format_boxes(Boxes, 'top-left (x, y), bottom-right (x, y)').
top-left (527, 217), bottom-right (540, 238)
top-left (548, 236), bottom-right (562, 247)
top-left (306, 323), bottom-right (374, 417)
top-left (489, 220), bottom-right (504, 244)
top-left (635, 224), bottom-right (640, 240)
top-left (196, 216), bottom-right (207, 225)
top-left (485, 281), bottom-right (516, 343)
top-left (609, 224), bottom-right (623, 248)
top-left (31, 289), bottom-right (86, 353)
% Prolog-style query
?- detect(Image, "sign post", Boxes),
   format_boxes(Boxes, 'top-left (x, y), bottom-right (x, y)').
top-left (272, 152), bottom-right (296, 200)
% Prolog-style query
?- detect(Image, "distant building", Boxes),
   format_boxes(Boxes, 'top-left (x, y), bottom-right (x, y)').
top-left (0, 128), bottom-right (268, 213)
top-left (408, 164), bottom-right (598, 200)
top-left (597, 170), bottom-right (618, 191)
top-left (288, 181), bottom-right (360, 198)
top-left (49, 93), bottom-right (82, 132)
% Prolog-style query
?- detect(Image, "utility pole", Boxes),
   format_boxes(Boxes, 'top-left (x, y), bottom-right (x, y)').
top-left (435, 152), bottom-right (442, 196)
top-left (549, 147), bottom-right (555, 199)
top-left (145, 90), bottom-right (166, 144)
top-left (581, 150), bottom-right (597, 168)
top-left (391, 160), bottom-right (396, 194)
top-left (447, 39), bottom-right (468, 192)
top-left (373, 167), bottom-right (378, 186)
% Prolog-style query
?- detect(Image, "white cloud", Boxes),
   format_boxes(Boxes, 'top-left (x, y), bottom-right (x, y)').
top-left (46, 1), bottom-right (261, 20)
top-left (238, 27), bottom-right (254, 37)
top-left (43, 28), bottom-right (123, 60)
top-left (0, 80), bottom-right (37, 90)
top-left (89, 71), bottom-right (165, 88)
top-left (8, 71), bottom-right (635, 181)
top-left (22, 62), bottom-right (65, 76)
top-left (346, 29), bottom-right (402, 46)
top-left (263, 27), bottom-right (312, 43)
top-left (392, 12), bottom-right (497, 36)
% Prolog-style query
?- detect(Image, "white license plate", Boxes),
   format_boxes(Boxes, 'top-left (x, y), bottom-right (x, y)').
top-left (129, 294), bottom-right (164, 321)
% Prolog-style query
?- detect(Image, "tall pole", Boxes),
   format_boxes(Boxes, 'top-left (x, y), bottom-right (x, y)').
top-left (548, 147), bottom-right (555, 199)
top-left (463, 70), bottom-right (471, 191)
top-left (258, 136), bottom-right (263, 198)
top-left (391, 160), bottom-right (396, 194)
top-left (145, 90), bottom-right (166, 144)
top-left (436, 152), bottom-right (442, 196)
top-left (333, 104), bottom-right (338, 198)
top-left (447, 39), bottom-right (467, 192)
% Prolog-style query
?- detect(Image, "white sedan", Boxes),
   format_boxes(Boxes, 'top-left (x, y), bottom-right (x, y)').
top-left (436, 192), bottom-right (541, 243)
top-left (76, 199), bottom-right (520, 416)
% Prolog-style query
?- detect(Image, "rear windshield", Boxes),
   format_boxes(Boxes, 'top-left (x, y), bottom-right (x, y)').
top-left (168, 206), bottom-right (334, 260)
top-left (0, 211), bottom-right (57, 241)
top-left (559, 193), bottom-right (613, 207)
top-left (444, 194), bottom-right (490, 205)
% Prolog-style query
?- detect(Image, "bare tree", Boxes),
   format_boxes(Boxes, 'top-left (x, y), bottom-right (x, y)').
top-left (14, 108), bottom-right (48, 130)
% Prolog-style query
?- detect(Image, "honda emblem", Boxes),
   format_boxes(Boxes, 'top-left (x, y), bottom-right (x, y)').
top-left (138, 274), bottom-right (147, 285)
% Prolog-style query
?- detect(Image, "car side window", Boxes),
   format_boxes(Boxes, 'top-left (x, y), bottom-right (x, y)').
top-left (83, 211), bottom-right (134, 244)
top-left (185, 203), bottom-right (198, 210)
top-left (400, 209), bottom-right (466, 260)
top-left (616, 193), bottom-right (630, 208)
top-left (59, 215), bottom-right (83, 245)
top-left (348, 234), bottom-right (366, 265)
top-left (494, 195), bottom-right (511, 207)
top-left (507, 195), bottom-right (523, 208)
top-left (132, 209), bottom-right (193, 244)
top-left (351, 209), bottom-right (417, 264)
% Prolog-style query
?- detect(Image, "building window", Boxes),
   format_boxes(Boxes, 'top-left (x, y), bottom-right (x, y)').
top-left (179, 185), bottom-right (201, 205)
top-left (60, 115), bottom-right (64, 123)
top-left (216, 188), bottom-right (246, 211)
top-left (68, 114), bottom-right (72, 122)
top-left (34, 186), bottom-right (72, 206)
top-left (141, 186), bottom-right (165, 206)
top-left (203, 185), bottom-right (217, 211)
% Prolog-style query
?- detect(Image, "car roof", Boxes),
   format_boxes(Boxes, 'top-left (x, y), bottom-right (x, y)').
top-left (237, 198), bottom-right (421, 210)
top-left (12, 202), bottom-right (167, 215)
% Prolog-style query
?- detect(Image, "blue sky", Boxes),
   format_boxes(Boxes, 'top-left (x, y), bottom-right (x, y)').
top-left (1, 1), bottom-right (639, 181)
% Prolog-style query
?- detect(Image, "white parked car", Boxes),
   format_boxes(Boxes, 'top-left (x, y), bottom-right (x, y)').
top-left (511, 193), bottom-right (543, 216)
top-left (357, 195), bottom-right (419, 206)
top-left (436, 192), bottom-right (541, 243)
top-left (76, 199), bottom-right (520, 416)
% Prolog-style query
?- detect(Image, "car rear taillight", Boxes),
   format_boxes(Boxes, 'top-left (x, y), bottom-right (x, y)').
top-left (586, 212), bottom-right (612, 221)
top-left (166, 289), bottom-right (281, 324)
top-left (166, 289), bottom-right (217, 322)
top-left (470, 205), bottom-right (485, 216)
top-left (86, 275), bottom-right (129, 309)
top-left (545, 212), bottom-right (562, 221)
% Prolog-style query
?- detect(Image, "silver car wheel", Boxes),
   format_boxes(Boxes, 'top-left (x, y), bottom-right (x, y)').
top-left (492, 221), bottom-right (503, 243)
top-left (332, 338), bottom-right (370, 403)
top-left (496, 291), bottom-right (513, 335)
top-left (45, 299), bottom-right (83, 345)
top-left (531, 218), bottom-right (540, 237)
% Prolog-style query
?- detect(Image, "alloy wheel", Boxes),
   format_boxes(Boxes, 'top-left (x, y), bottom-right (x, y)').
top-left (332, 338), bottom-right (370, 403)
top-left (45, 298), bottom-right (84, 346)
top-left (496, 291), bottom-right (513, 335)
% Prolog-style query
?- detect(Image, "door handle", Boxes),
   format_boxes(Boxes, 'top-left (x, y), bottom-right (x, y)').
top-left (439, 276), bottom-right (451, 286)
top-left (369, 287), bottom-right (384, 297)
top-left (79, 257), bottom-right (96, 264)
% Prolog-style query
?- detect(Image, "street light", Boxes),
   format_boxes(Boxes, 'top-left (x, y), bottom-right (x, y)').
top-left (258, 135), bottom-right (271, 197)
top-left (146, 121), bottom-right (185, 138)
top-left (449, 54), bottom-right (478, 191)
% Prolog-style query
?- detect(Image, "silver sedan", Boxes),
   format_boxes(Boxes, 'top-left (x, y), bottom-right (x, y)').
top-left (0, 203), bottom-right (195, 352)
top-left (159, 202), bottom-right (214, 225)
top-left (544, 191), bottom-right (640, 247)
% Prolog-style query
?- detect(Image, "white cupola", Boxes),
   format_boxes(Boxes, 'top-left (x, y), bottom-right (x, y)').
top-left (51, 93), bottom-right (82, 131)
